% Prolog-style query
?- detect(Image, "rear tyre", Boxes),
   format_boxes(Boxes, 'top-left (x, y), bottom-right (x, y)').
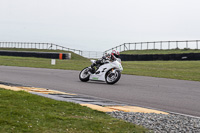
top-left (105, 69), bottom-right (121, 84)
top-left (79, 67), bottom-right (90, 82)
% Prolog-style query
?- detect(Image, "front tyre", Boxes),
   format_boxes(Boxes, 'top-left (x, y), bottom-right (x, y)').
top-left (105, 69), bottom-right (121, 84)
top-left (79, 67), bottom-right (90, 82)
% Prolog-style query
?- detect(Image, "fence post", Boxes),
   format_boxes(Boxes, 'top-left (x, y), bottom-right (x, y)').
top-left (154, 42), bottom-right (155, 49)
top-left (141, 43), bottom-right (142, 50)
top-left (186, 41), bottom-right (188, 48)
top-left (129, 43), bottom-right (130, 50)
top-left (124, 43), bottom-right (129, 51)
top-left (134, 43), bottom-right (136, 50)
top-left (168, 41), bottom-right (170, 49)
top-left (160, 41), bottom-right (162, 50)
top-left (147, 42), bottom-right (148, 50)
top-left (197, 40), bottom-right (198, 49)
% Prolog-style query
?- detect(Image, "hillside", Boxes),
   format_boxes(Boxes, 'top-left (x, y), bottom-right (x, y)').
top-left (0, 48), bottom-right (87, 60)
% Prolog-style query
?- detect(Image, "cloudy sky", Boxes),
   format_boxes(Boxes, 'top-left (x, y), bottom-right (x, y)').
top-left (0, 0), bottom-right (199, 51)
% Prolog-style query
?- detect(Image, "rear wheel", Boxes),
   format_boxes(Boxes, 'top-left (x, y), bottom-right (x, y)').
top-left (79, 67), bottom-right (90, 82)
top-left (105, 69), bottom-right (121, 84)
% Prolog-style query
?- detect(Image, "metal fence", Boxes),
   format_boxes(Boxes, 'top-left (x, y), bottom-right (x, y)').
top-left (0, 42), bottom-right (103, 59)
top-left (104, 40), bottom-right (200, 54)
top-left (81, 51), bottom-right (103, 59)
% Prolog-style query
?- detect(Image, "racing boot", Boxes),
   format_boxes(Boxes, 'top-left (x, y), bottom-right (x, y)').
top-left (89, 64), bottom-right (96, 74)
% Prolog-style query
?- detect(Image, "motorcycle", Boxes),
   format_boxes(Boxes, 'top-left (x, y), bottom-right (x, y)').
top-left (79, 56), bottom-right (123, 84)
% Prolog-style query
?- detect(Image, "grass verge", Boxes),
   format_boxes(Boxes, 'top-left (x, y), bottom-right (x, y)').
top-left (0, 88), bottom-right (146, 133)
top-left (0, 56), bottom-right (200, 81)
top-left (0, 48), bottom-right (199, 81)
top-left (122, 61), bottom-right (200, 81)
top-left (0, 56), bottom-right (90, 70)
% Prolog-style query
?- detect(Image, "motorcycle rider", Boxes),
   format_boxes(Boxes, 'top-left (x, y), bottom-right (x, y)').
top-left (90, 50), bottom-right (120, 74)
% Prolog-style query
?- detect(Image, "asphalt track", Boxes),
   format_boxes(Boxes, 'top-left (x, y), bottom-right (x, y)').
top-left (0, 66), bottom-right (200, 117)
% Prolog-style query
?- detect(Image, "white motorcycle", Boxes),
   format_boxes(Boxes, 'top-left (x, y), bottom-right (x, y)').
top-left (79, 56), bottom-right (123, 84)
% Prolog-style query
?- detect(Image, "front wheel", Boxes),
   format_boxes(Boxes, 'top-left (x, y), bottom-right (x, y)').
top-left (105, 69), bottom-right (121, 84)
top-left (79, 67), bottom-right (90, 82)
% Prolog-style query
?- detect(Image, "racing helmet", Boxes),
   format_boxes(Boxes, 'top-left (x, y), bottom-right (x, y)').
top-left (111, 50), bottom-right (120, 58)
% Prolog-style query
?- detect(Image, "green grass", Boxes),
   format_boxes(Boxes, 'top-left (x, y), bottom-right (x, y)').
top-left (122, 61), bottom-right (200, 81)
top-left (0, 88), bottom-right (146, 133)
top-left (0, 48), bottom-right (91, 70)
top-left (0, 56), bottom-right (200, 81)
top-left (0, 48), bottom-right (199, 81)
top-left (0, 56), bottom-right (90, 70)
top-left (120, 49), bottom-right (200, 55)
top-left (120, 49), bottom-right (200, 81)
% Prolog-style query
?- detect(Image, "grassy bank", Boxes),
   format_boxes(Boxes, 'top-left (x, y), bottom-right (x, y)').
top-left (122, 61), bottom-right (200, 81)
top-left (0, 56), bottom-right (90, 70)
top-left (0, 48), bottom-right (86, 60)
top-left (0, 88), bottom-right (146, 132)
top-left (120, 49), bottom-right (200, 55)
top-left (0, 48), bottom-right (90, 70)
top-left (0, 56), bottom-right (200, 81)
top-left (0, 48), bottom-right (199, 81)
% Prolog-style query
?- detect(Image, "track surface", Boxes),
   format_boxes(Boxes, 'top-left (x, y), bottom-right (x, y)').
top-left (0, 66), bottom-right (200, 117)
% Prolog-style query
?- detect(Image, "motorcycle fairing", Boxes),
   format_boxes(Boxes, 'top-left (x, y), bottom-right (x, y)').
top-left (89, 60), bottom-right (123, 81)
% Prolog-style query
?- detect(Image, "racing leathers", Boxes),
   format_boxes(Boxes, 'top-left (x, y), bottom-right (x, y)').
top-left (90, 54), bottom-right (113, 74)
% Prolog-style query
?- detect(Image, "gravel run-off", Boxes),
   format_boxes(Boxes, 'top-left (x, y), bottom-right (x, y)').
top-left (107, 111), bottom-right (200, 133)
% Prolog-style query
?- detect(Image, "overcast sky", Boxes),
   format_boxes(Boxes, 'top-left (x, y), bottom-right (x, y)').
top-left (0, 0), bottom-right (199, 51)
